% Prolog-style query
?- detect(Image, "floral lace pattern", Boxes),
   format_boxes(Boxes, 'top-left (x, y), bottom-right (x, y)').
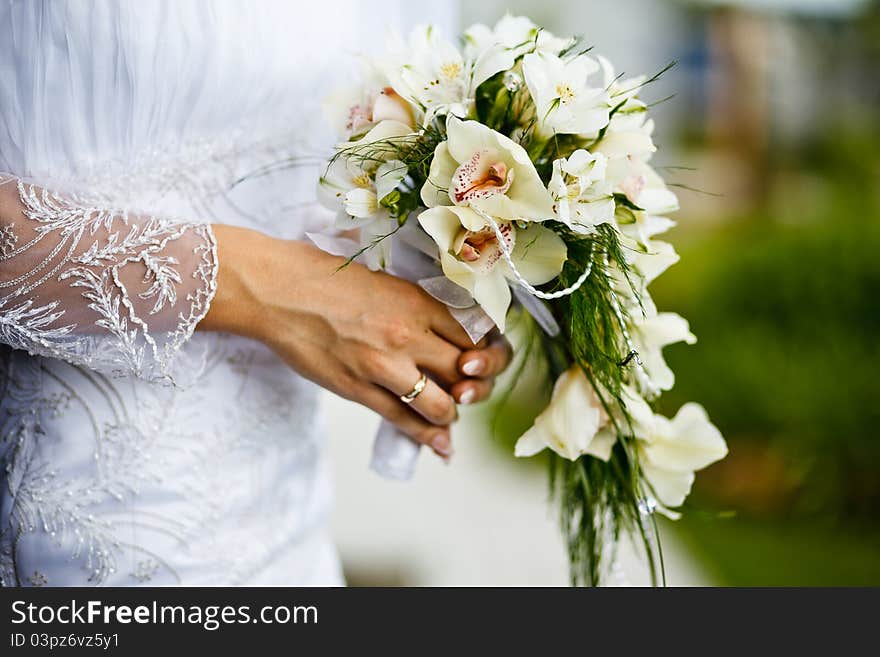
top-left (0, 178), bottom-right (218, 383)
top-left (0, 339), bottom-right (328, 586)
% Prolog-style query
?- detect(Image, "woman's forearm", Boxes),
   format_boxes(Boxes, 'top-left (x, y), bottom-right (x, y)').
top-left (200, 224), bottom-right (347, 344)
top-left (198, 224), bottom-right (272, 339)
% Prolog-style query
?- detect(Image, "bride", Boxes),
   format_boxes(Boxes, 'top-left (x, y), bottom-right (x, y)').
top-left (0, 0), bottom-right (511, 586)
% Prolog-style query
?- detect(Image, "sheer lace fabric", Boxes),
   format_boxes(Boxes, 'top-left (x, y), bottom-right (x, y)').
top-left (0, 177), bottom-right (217, 383)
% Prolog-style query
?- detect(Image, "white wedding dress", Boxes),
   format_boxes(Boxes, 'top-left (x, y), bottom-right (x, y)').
top-left (0, 0), bottom-right (454, 586)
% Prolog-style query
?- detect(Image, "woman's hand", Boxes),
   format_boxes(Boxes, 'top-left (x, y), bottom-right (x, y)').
top-left (201, 225), bottom-right (511, 460)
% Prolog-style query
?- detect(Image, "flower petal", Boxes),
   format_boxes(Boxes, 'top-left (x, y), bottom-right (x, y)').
top-left (355, 119), bottom-right (414, 146)
top-left (596, 130), bottom-right (656, 159)
top-left (439, 251), bottom-right (477, 296)
top-left (662, 403), bottom-right (728, 470)
top-left (375, 159), bottom-right (408, 202)
top-left (471, 269), bottom-right (511, 331)
top-left (514, 425), bottom-right (549, 457)
top-left (635, 312), bottom-right (696, 391)
top-left (418, 206), bottom-right (464, 252)
top-left (630, 240), bottom-right (679, 284)
top-left (507, 224), bottom-right (567, 286)
top-left (343, 188), bottom-right (378, 218)
top-left (642, 464), bottom-right (695, 509)
top-left (421, 142), bottom-right (458, 208)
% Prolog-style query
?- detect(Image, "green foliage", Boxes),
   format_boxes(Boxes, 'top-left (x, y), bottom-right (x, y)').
top-left (654, 215), bottom-right (880, 517)
top-left (547, 223), bottom-right (662, 585)
top-left (651, 130), bottom-right (880, 520)
top-left (675, 514), bottom-right (880, 586)
top-left (484, 223), bottom-right (663, 586)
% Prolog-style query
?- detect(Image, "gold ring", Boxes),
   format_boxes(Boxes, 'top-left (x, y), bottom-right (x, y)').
top-left (399, 372), bottom-right (428, 404)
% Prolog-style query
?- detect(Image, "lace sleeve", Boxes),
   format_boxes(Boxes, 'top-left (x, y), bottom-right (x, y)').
top-left (0, 176), bottom-right (218, 382)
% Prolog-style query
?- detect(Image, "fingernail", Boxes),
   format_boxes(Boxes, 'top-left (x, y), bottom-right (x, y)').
top-left (459, 388), bottom-right (476, 405)
top-left (431, 433), bottom-right (452, 457)
top-left (462, 359), bottom-right (483, 376)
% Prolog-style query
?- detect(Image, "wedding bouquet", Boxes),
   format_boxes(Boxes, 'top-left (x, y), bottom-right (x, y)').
top-left (315, 15), bottom-right (727, 585)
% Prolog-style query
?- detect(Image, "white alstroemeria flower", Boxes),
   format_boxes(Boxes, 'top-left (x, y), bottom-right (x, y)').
top-left (421, 115), bottom-right (554, 221)
top-left (548, 149), bottom-right (615, 233)
top-left (464, 14), bottom-right (573, 60)
top-left (384, 25), bottom-right (513, 123)
top-left (609, 161), bottom-right (678, 249)
top-left (318, 120), bottom-right (413, 219)
top-left (515, 366), bottom-right (616, 461)
top-left (623, 389), bottom-right (727, 510)
top-left (522, 52), bottom-right (610, 137)
top-left (418, 205), bottom-right (566, 330)
top-left (630, 312), bottom-right (696, 392)
top-left (331, 85), bottom-right (417, 138)
top-left (324, 57), bottom-right (419, 138)
top-left (317, 120), bottom-right (412, 270)
top-left (629, 240), bottom-right (679, 285)
top-left (319, 156), bottom-right (406, 271)
top-left (598, 55), bottom-right (649, 127)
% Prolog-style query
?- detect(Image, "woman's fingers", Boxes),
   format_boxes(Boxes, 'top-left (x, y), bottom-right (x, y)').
top-left (355, 383), bottom-right (453, 459)
top-left (450, 377), bottom-right (495, 405)
top-left (362, 354), bottom-right (458, 427)
top-left (425, 300), bottom-right (489, 351)
top-left (459, 333), bottom-right (512, 378)
top-left (411, 333), bottom-right (463, 387)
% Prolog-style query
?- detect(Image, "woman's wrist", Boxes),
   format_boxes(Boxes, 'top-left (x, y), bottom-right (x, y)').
top-left (200, 225), bottom-right (346, 346)
top-left (200, 224), bottom-right (279, 341)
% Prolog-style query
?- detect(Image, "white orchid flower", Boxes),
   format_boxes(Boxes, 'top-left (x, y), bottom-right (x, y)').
top-left (630, 312), bottom-right (696, 392)
top-left (514, 366), bottom-right (616, 461)
top-left (421, 115), bottom-right (555, 221)
top-left (522, 51), bottom-right (610, 138)
top-left (384, 25), bottom-right (513, 123)
top-left (622, 389), bottom-right (727, 510)
top-left (548, 149), bottom-right (615, 233)
top-left (418, 205), bottom-right (566, 330)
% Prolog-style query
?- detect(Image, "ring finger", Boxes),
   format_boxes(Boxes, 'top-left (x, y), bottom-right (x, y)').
top-left (370, 358), bottom-right (458, 426)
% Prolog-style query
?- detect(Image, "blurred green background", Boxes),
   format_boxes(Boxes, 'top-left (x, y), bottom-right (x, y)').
top-left (465, 0), bottom-right (880, 585)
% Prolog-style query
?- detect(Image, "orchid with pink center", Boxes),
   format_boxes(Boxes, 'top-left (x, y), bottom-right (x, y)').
top-left (418, 205), bottom-right (565, 331)
top-left (417, 116), bottom-right (564, 330)
top-left (421, 115), bottom-right (555, 220)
